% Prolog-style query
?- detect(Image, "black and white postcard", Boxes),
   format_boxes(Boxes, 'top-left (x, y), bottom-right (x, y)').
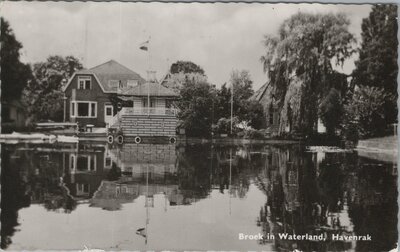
top-left (1, 1), bottom-right (398, 251)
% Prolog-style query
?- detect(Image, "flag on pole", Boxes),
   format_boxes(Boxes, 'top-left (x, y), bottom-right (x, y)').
top-left (139, 40), bottom-right (149, 51)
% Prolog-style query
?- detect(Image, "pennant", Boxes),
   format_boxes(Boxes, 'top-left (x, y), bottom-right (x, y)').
top-left (139, 40), bottom-right (149, 51)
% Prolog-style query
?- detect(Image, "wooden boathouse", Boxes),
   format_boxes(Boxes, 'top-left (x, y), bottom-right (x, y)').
top-left (108, 73), bottom-right (179, 144)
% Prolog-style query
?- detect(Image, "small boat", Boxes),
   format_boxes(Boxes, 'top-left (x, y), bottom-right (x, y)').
top-left (0, 132), bottom-right (78, 143)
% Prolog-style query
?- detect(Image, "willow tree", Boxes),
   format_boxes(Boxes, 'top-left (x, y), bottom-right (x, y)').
top-left (260, 13), bottom-right (355, 136)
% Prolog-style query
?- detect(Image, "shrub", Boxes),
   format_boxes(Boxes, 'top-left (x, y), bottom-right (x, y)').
top-left (343, 86), bottom-right (395, 139)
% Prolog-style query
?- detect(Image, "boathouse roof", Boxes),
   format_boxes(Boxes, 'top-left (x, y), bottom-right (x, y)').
top-left (119, 82), bottom-right (179, 97)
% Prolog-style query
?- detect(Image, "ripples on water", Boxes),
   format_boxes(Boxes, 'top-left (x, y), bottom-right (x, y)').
top-left (0, 143), bottom-right (397, 251)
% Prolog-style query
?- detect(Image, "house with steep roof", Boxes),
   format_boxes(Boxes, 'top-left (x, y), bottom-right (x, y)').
top-left (63, 60), bottom-right (146, 127)
top-left (63, 60), bottom-right (179, 140)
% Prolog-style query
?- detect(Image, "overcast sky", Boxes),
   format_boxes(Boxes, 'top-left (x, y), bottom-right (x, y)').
top-left (1, 2), bottom-right (372, 90)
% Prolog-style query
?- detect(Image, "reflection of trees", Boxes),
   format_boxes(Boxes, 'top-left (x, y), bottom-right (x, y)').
top-left (2, 143), bottom-right (397, 251)
top-left (177, 145), bottom-right (212, 200)
top-left (1, 145), bottom-right (78, 249)
top-left (346, 157), bottom-right (398, 252)
top-left (176, 145), bottom-right (267, 201)
top-left (107, 163), bottom-right (122, 181)
top-left (257, 148), bottom-right (397, 252)
top-left (1, 147), bottom-right (31, 249)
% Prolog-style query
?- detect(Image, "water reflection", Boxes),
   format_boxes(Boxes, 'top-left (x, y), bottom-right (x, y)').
top-left (1, 143), bottom-right (397, 251)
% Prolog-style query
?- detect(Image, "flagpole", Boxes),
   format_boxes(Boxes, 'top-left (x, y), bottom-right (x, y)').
top-left (229, 147), bottom-right (232, 215)
top-left (230, 82), bottom-right (233, 135)
top-left (147, 37), bottom-right (151, 116)
top-left (145, 162), bottom-right (149, 245)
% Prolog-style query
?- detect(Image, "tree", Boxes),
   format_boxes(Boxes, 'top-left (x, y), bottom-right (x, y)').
top-left (176, 80), bottom-right (216, 137)
top-left (240, 100), bottom-right (265, 129)
top-left (319, 88), bottom-right (342, 137)
top-left (230, 70), bottom-right (254, 102)
top-left (352, 4), bottom-right (398, 124)
top-left (170, 61), bottom-right (205, 75)
top-left (1, 18), bottom-right (32, 102)
top-left (215, 83), bottom-right (231, 120)
top-left (343, 86), bottom-right (395, 139)
top-left (163, 61), bottom-right (207, 91)
top-left (22, 55), bottom-right (83, 123)
top-left (215, 70), bottom-right (264, 130)
top-left (261, 13), bottom-right (356, 137)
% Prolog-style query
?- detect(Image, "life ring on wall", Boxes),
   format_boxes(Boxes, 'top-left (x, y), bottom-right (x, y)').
top-left (134, 136), bottom-right (142, 144)
top-left (169, 137), bottom-right (177, 144)
top-left (107, 135), bottom-right (114, 144)
top-left (116, 135), bottom-right (124, 145)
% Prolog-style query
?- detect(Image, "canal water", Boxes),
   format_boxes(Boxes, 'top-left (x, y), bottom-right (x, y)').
top-left (1, 142), bottom-right (397, 251)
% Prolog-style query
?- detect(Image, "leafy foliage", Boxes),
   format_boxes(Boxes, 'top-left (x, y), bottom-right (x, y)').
top-left (215, 70), bottom-right (264, 129)
top-left (176, 80), bottom-right (216, 137)
top-left (22, 56), bottom-right (83, 123)
top-left (343, 86), bottom-right (395, 139)
top-left (319, 88), bottom-right (342, 136)
top-left (239, 100), bottom-right (265, 129)
top-left (352, 4), bottom-right (398, 124)
top-left (230, 70), bottom-right (254, 102)
top-left (1, 18), bottom-right (32, 102)
top-left (213, 117), bottom-right (239, 135)
top-left (261, 13), bottom-right (356, 136)
top-left (170, 61), bottom-right (205, 75)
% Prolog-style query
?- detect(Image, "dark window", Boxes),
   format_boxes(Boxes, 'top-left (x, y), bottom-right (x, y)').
top-left (143, 98), bottom-right (155, 107)
top-left (77, 103), bottom-right (89, 117)
top-left (106, 107), bottom-right (113, 116)
top-left (85, 80), bottom-right (91, 89)
top-left (105, 157), bottom-right (112, 167)
top-left (166, 100), bottom-right (173, 108)
top-left (77, 156), bottom-right (88, 171)
top-left (90, 103), bottom-right (96, 117)
top-left (71, 103), bottom-right (75, 116)
top-left (269, 113), bottom-right (274, 125)
top-left (70, 155), bottom-right (75, 170)
top-left (78, 77), bottom-right (91, 90)
top-left (89, 156), bottom-right (96, 171)
top-left (79, 82), bottom-right (85, 89)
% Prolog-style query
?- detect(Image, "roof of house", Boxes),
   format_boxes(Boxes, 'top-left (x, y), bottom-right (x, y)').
top-left (119, 82), bottom-right (179, 97)
top-left (63, 60), bottom-right (146, 93)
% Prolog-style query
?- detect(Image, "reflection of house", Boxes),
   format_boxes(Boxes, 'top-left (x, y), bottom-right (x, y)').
top-left (62, 60), bottom-right (146, 127)
top-left (90, 144), bottom-right (201, 210)
top-left (109, 144), bottom-right (177, 176)
top-left (64, 145), bottom-right (111, 199)
top-left (1, 100), bottom-right (27, 132)
top-left (90, 180), bottom-right (181, 210)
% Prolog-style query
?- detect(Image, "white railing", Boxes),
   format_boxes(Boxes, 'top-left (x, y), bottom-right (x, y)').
top-left (120, 107), bottom-right (178, 116)
top-left (107, 113), bottom-right (121, 128)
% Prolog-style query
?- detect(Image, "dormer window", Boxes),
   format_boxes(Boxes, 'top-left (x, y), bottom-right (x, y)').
top-left (127, 79), bottom-right (138, 88)
top-left (109, 80), bottom-right (120, 89)
top-left (78, 76), bottom-right (91, 90)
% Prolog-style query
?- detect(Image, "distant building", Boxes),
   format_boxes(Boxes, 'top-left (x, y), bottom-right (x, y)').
top-left (1, 100), bottom-right (27, 132)
top-left (251, 81), bottom-right (281, 135)
top-left (253, 79), bottom-right (327, 135)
